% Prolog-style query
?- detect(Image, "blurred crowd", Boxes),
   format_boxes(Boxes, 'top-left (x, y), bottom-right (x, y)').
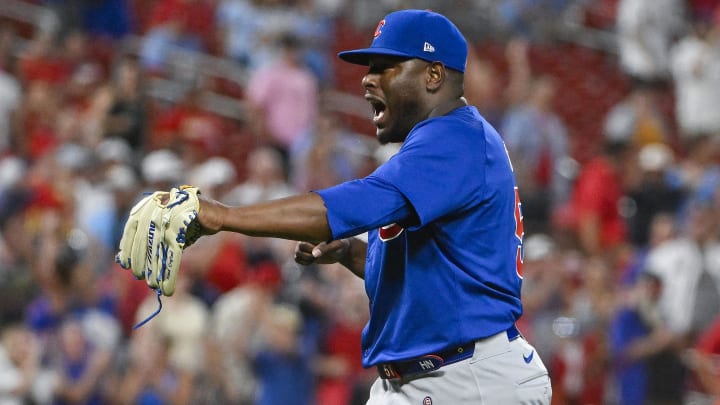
top-left (1, 0), bottom-right (720, 404)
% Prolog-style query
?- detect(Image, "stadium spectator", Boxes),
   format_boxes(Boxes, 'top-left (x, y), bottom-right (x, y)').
top-left (252, 303), bottom-right (315, 405)
top-left (0, 156), bottom-right (35, 324)
top-left (215, 0), bottom-right (264, 67)
top-left (224, 145), bottom-right (296, 206)
top-left (291, 0), bottom-right (336, 84)
top-left (0, 52), bottom-right (21, 155)
top-left (669, 10), bottom-right (720, 140)
top-left (244, 33), bottom-right (319, 155)
top-left (145, 0), bottom-right (217, 53)
top-left (501, 74), bottom-right (572, 235)
top-left (14, 81), bottom-right (62, 161)
top-left (645, 200), bottom-right (720, 340)
top-left (603, 81), bottom-right (673, 148)
top-left (16, 31), bottom-right (70, 86)
top-left (0, 324), bottom-right (47, 404)
top-left (51, 143), bottom-right (117, 253)
top-left (313, 266), bottom-right (372, 405)
top-left (148, 85), bottom-right (227, 158)
top-left (624, 143), bottom-right (683, 247)
top-left (290, 111), bottom-right (373, 192)
top-left (140, 148), bottom-right (186, 190)
top-left (105, 56), bottom-right (148, 154)
top-left (517, 234), bottom-right (566, 364)
top-left (184, 157), bottom-right (245, 299)
top-left (188, 156), bottom-right (237, 200)
top-left (616, 0), bottom-right (687, 86)
top-left (464, 44), bottom-right (505, 128)
top-left (222, 145), bottom-right (297, 280)
top-left (546, 256), bottom-right (614, 404)
top-left (493, 0), bottom-right (576, 40)
top-left (206, 264), bottom-right (281, 402)
top-left (51, 315), bottom-right (120, 405)
top-left (113, 326), bottom-right (195, 404)
top-left (101, 163), bottom-right (140, 253)
top-left (687, 312), bottom-right (720, 404)
top-left (640, 200), bottom-right (720, 403)
top-left (609, 209), bottom-right (677, 405)
top-left (557, 135), bottom-right (632, 259)
top-left (133, 273), bottom-right (209, 388)
top-left (670, 133), bottom-right (720, 224)
top-left (609, 271), bottom-right (674, 405)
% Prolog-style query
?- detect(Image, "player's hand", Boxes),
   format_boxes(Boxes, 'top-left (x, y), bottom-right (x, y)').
top-left (294, 239), bottom-right (350, 265)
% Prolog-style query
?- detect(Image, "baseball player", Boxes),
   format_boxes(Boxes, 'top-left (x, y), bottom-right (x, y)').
top-left (118, 9), bottom-right (552, 404)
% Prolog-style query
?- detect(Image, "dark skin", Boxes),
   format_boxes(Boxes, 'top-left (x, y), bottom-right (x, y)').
top-left (197, 56), bottom-right (467, 279)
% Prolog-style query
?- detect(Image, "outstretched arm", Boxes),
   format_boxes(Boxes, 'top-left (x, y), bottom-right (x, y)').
top-left (198, 192), bottom-right (332, 243)
top-left (198, 192), bottom-right (368, 278)
top-left (117, 183), bottom-right (398, 296)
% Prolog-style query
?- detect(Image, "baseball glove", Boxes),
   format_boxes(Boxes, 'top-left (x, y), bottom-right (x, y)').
top-left (116, 185), bottom-right (203, 296)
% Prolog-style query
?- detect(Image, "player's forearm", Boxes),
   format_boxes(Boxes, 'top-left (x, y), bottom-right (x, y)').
top-left (204, 192), bottom-right (333, 243)
top-left (339, 237), bottom-right (367, 279)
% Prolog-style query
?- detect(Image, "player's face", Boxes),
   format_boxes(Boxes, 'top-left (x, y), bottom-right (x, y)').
top-left (362, 56), bottom-right (428, 144)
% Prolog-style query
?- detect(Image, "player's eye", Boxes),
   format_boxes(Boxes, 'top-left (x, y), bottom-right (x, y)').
top-left (368, 56), bottom-right (409, 73)
top-left (368, 62), bottom-right (392, 74)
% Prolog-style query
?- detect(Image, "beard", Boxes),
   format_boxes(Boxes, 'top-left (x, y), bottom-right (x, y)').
top-left (376, 96), bottom-right (423, 145)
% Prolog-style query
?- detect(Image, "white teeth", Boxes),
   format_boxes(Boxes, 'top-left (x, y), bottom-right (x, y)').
top-left (369, 99), bottom-right (386, 125)
top-left (373, 110), bottom-right (385, 124)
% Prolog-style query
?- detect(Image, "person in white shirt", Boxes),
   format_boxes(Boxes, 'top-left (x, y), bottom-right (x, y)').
top-left (670, 13), bottom-right (720, 139)
top-left (617, 0), bottom-right (686, 85)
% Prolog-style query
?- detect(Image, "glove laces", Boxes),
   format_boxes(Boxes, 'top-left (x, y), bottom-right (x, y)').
top-left (132, 289), bottom-right (163, 329)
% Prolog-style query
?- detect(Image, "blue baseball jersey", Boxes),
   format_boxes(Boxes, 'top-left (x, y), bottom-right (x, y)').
top-left (316, 106), bottom-right (524, 367)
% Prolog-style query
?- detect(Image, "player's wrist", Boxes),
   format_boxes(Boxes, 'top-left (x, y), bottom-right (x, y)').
top-left (197, 197), bottom-right (227, 235)
top-left (337, 238), bottom-right (356, 268)
top-left (335, 238), bottom-right (352, 261)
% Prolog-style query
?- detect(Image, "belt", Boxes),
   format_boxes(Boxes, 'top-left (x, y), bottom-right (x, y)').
top-left (377, 324), bottom-right (523, 379)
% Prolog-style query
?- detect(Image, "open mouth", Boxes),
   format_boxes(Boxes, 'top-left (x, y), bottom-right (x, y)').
top-left (369, 99), bottom-right (387, 126)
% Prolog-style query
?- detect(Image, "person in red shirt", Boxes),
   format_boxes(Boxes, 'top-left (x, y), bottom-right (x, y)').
top-left (558, 137), bottom-right (633, 259)
top-left (689, 315), bottom-right (720, 404)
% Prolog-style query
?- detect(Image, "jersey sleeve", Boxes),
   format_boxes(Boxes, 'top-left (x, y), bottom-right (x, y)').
top-left (371, 121), bottom-right (486, 227)
top-left (315, 177), bottom-right (417, 240)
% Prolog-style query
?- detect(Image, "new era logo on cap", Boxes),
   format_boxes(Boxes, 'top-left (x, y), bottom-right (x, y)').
top-left (337, 9), bottom-right (468, 72)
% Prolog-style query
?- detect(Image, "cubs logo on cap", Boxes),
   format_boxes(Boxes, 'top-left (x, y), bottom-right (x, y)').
top-left (338, 9), bottom-right (468, 73)
top-left (374, 19), bottom-right (385, 38)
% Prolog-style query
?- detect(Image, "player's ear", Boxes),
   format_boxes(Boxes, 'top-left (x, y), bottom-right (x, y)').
top-left (426, 62), bottom-right (445, 91)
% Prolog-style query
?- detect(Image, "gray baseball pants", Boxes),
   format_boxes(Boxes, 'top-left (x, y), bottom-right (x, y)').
top-left (366, 330), bottom-right (552, 404)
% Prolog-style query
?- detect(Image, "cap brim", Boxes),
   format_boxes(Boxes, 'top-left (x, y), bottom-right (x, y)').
top-left (338, 47), bottom-right (415, 66)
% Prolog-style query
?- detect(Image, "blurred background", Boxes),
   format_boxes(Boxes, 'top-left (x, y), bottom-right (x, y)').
top-left (0, 0), bottom-right (719, 404)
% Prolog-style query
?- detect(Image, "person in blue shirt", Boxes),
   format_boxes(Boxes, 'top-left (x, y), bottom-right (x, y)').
top-left (192, 9), bottom-right (551, 404)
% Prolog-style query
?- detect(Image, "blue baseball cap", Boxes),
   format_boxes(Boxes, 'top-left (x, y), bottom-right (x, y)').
top-left (338, 10), bottom-right (468, 73)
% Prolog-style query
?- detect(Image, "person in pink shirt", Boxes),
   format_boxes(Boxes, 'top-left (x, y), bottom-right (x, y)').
top-left (245, 33), bottom-right (319, 155)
